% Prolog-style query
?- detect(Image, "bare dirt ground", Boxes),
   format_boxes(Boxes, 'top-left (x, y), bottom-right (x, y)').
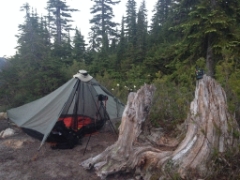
top-left (0, 119), bottom-right (130, 180)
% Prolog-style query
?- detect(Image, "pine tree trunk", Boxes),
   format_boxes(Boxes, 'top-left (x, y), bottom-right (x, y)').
top-left (81, 76), bottom-right (240, 179)
top-left (56, 7), bottom-right (61, 44)
top-left (206, 0), bottom-right (216, 77)
top-left (206, 36), bottom-right (214, 77)
top-left (206, 34), bottom-right (214, 77)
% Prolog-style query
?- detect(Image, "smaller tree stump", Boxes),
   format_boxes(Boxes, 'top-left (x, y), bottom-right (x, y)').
top-left (81, 84), bottom-right (157, 179)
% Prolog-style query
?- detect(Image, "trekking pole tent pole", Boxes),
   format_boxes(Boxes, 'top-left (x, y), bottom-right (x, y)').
top-left (83, 134), bottom-right (92, 155)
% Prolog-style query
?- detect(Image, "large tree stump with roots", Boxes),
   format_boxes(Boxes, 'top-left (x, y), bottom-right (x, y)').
top-left (81, 75), bottom-right (240, 180)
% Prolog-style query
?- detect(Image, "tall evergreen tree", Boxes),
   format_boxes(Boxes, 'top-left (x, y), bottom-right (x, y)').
top-left (125, 0), bottom-right (137, 46)
top-left (121, 0), bottom-right (138, 73)
top-left (174, 0), bottom-right (240, 77)
top-left (136, 0), bottom-right (148, 63)
top-left (72, 28), bottom-right (86, 62)
top-left (17, 4), bottom-right (39, 57)
top-left (88, 26), bottom-right (101, 52)
top-left (59, 31), bottom-right (73, 64)
top-left (40, 16), bottom-right (51, 48)
top-left (90, 0), bottom-right (120, 51)
top-left (150, 0), bottom-right (172, 43)
top-left (46, 0), bottom-right (78, 44)
top-left (3, 3), bottom-right (66, 106)
top-left (116, 16), bottom-right (126, 68)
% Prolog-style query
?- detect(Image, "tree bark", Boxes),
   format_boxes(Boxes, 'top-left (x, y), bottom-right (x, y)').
top-left (206, 35), bottom-right (214, 77)
top-left (206, 0), bottom-right (216, 78)
top-left (81, 76), bottom-right (240, 180)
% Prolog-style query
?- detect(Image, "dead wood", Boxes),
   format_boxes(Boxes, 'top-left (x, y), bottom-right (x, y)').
top-left (81, 76), bottom-right (240, 180)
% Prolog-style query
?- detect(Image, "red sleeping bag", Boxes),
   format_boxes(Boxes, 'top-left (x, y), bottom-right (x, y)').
top-left (58, 116), bottom-right (92, 130)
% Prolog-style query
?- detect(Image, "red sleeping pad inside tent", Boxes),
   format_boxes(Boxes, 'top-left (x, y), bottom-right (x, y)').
top-left (58, 116), bottom-right (92, 130)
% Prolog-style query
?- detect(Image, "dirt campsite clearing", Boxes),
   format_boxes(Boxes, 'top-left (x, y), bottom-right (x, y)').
top-left (0, 119), bottom-right (131, 180)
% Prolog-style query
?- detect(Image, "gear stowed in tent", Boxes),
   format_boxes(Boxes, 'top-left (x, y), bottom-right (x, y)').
top-left (7, 70), bottom-right (125, 149)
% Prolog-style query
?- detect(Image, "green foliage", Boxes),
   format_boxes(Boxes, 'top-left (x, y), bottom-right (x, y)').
top-left (207, 150), bottom-right (240, 180)
top-left (61, 60), bottom-right (87, 79)
top-left (47, 0), bottom-right (78, 44)
top-left (93, 71), bottom-right (129, 103)
top-left (150, 0), bottom-right (173, 44)
top-left (72, 29), bottom-right (86, 62)
top-left (0, 5), bottom-right (67, 107)
top-left (0, 54), bottom-right (66, 107)
top-left (89, 0), bottom-right (120, 50)
top-left (1, 0), bottom-right (240, 129)
top-left (215, 48), bottom-right (240, 119)
top-left (125, 0), bottom-right (137, 46)
top-left (149, 73), bottom-right (194, 131)
top-left (164, 159), bottom-right (182, 180)
top-left (135, 0), bottom-right (148, 64)
top-left (195, 57), bottom-right (206, 70)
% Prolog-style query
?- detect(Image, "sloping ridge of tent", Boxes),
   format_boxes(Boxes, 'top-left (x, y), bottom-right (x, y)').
top-left (7, 74), bottom-right (125, 148)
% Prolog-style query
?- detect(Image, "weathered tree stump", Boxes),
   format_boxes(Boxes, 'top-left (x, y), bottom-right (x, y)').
top-left (81, 75), bottom-right (240, 180)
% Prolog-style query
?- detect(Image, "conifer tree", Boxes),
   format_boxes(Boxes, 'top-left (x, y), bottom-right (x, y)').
top-left (150, 0), bottom-right (172, 43)
top-left (59, 31), bottom-right (73, 64)
top-left (90, 0), bottom-right (120, 51)
top-left (125, 0), bottom-right (137, 46)
top-left (72, 28), bottom-right (86, 62)
top-left (116, 16), bottom-right (126, 67)
top-left (136, 0), bottom-right (148, 63)
top-left (40, 16), bottom-right (51, 48)
top-left (17, 4), bottom-right (39, 57)
top-left (88, 26), bottom-right (101, 52)
top-left (122, 0), bottom-right (137, 73)
top-left (46, 0), bottom-right (78, 44)
top-left (174, 0), bottom-right (240, 77)
top-left (3, 3), bottom-right (66, 106)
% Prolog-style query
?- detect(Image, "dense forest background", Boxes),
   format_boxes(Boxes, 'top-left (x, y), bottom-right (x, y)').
top-left (0, 0), bottom-right (240, 129)
top-left (1, 1), bottom-right (240, 178)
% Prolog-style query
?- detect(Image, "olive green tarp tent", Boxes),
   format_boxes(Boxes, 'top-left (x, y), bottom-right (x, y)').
top-left (7, 71), bottom-right (125, 148)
